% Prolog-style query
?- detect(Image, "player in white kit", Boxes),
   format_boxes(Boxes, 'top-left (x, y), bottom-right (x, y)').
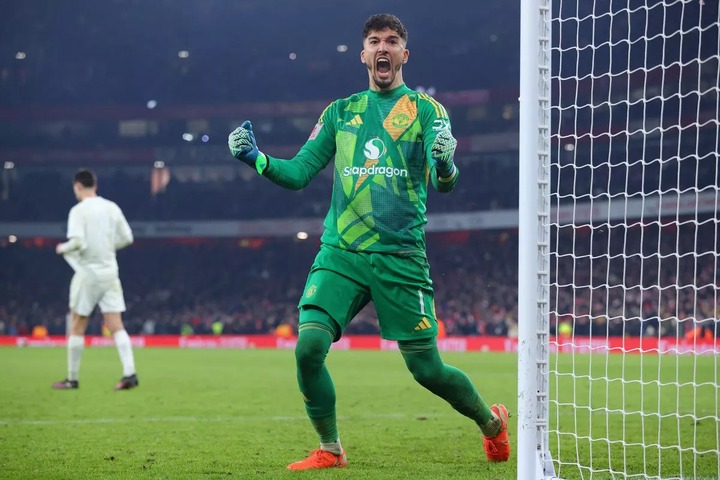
top-left (52, 169), bottom-right (139, 390)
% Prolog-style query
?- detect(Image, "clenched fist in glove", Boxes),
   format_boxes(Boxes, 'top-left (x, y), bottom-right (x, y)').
top-left (228, 120), bottom-right (268, 174)
top-left (431, 129), bottom-right (457, 179)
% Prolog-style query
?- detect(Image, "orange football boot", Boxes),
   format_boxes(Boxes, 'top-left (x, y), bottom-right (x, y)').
top-left (287, 449), bottom-right (347, 470)
top-left (483, 404), bottom-right (511, 462)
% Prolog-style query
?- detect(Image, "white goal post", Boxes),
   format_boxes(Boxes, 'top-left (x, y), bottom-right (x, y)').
top-left (518, 1), bottom-right (719, 479)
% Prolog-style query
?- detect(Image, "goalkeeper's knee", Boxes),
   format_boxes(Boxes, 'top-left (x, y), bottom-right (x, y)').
top-left (295, 316), bottom-right (335, 372)
top-left (399, 337), bottom-right (445, 388)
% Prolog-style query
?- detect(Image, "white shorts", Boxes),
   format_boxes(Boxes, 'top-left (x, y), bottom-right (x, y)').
top-left (69, 273), bottom-right (126, 317)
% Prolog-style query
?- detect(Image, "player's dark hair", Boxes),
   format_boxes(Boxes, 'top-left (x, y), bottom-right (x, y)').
top-left (73, 169), bottom-right (96, 188)
top-left (363, 14), bottom-right (408, 43)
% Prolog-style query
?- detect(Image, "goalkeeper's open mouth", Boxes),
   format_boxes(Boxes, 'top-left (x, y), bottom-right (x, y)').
top-left (376, 57), bottom-right (392, 76)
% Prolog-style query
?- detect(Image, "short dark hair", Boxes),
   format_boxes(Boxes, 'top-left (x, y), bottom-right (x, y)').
top-left (74, 169), bottom-right (96, 188)
top-left (363, 14), bottom-right (408, 43)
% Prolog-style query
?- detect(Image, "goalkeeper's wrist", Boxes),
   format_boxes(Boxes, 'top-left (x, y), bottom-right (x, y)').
top-left (437, 163), bottom-right (457, 182)
top-left (255, 152), bottom-right (269, 175)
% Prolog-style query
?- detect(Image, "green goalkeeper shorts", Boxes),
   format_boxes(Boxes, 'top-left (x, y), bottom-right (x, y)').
top-left (298, 244), bottom-right (438, 341)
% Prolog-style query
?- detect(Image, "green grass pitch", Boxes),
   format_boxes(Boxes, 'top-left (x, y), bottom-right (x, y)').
top-left (0, 347), bottom-right (717, 479)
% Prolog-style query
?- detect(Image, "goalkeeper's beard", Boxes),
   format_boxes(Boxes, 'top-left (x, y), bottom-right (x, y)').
top-left (368, 63), bottom-right (401, 90)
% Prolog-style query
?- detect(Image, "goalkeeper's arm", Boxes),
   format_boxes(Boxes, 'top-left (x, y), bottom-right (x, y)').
top-left (418, 95), bottom-right (459, 193)
top-left (228, 120), bottom-right (335, 190)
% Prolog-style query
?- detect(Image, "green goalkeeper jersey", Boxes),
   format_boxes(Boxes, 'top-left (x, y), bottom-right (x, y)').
top-left (264, 83), bottom-right (458, 256)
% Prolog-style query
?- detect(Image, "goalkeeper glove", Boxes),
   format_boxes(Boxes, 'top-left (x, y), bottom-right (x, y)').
top-left (228, 120), bottom-right (268, 174)
top-left (431, 129), bottom-right (457, 179)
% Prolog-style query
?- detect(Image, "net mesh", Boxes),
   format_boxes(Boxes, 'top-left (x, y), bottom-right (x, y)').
top-left (549, 1), bottom-right (719, 478)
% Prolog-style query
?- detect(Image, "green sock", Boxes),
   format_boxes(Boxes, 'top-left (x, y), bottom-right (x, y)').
top-left (295, 322), bottom-right (338, 444)
top-left (399, 338), bottom-right (495, 428)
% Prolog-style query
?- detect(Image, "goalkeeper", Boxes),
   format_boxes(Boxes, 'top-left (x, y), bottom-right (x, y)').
top-left (228, 13), bottom-right (510, 470)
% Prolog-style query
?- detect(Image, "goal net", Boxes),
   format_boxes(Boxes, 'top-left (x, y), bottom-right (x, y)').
top-left (519, 1), bottom-right (719, 479)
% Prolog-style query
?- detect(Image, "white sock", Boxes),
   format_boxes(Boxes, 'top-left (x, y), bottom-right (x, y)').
top-left (320, 439), bottom-right (343, 455)
top-left (479, 412), bottom-right (502, 437)
top-left (67, 335), bottom-right (84, 381)
top-left (113, 329), bottom-right (136, 377)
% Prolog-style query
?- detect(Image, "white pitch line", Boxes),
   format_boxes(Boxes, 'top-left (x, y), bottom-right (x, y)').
top-left (0, 412), bottom-right (450, 427)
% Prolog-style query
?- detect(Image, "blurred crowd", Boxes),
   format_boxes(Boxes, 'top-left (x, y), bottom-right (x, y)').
top-left (0, 159), bottom-right (517, 222)
top-left (1, 226), bottom-right (717, 339)
top-left (552, 220), bottom-right (719, 339)
top-left (0, 0), bottom-right (518, 108)
top-left (2, 140), bottom-right (717, 222)
top-left (0, 232), bottom-right (517, 338)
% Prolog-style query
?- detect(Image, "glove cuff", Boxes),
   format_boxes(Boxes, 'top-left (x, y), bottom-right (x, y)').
top-left (255, 152), bottom-right (269, 175)
top-left (437, 164), bottom-right (457, 182)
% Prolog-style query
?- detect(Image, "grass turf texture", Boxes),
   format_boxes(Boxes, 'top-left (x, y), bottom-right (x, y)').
top-left (0, 347), bottom-right (716, 479)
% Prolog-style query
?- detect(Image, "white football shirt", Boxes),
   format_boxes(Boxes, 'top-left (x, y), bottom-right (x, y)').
top-left (59, 196), bottom-right (133, 278)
